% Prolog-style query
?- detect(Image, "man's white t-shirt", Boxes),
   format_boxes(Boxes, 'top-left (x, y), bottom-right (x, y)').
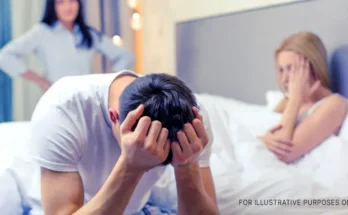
top-left (27, 70), bottom-right (213, 215)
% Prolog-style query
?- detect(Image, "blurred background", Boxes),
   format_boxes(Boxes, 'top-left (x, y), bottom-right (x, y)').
top-left (2, 0), bottom-right (344, 123)
top-left (1, 0), bottom-right (143, 122)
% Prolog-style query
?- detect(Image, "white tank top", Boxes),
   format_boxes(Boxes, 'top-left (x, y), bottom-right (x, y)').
top-left (296, 96), bottom-right (329, 125)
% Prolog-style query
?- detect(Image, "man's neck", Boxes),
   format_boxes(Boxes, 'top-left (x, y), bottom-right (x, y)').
top-left (108, 75), bottom-right (137, 110)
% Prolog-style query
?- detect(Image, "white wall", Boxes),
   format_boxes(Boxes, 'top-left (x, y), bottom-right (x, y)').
top-left (10, 0), bottom-right (134, 121)
top-left (10, 0), bottom-right (295, 120)
top-left (11, 0), bottom-right (43, 121)
top-left (85, 0), bottom-right (135, 73)
top-left (141, 0), bottom-right (299, 75)
top-left (118, 0), bottom-right (135, 58)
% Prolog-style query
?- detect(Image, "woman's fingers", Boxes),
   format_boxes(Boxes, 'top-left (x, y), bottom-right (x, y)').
top-left (310, 80), bottom-right (321, 95)
top-left (268, 138), bottom-right (293, 157)
top-left (269, 124), bottom-right (282, 133)
top-left (270, 146), bottom-right (288, 157)
top-left (275, 140), bottom-right (293, 153)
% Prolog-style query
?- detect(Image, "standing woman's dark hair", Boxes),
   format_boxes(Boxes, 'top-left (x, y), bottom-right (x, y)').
top-left (41, 0), bottom-right (93, 48)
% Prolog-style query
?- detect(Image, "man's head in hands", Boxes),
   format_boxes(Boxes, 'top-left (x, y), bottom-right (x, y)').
top-left (117, 74), bottom-right (198, 166)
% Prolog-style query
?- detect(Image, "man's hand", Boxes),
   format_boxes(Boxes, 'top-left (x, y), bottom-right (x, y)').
top-left (171, 107), bottom-right (218, 215)
top-left (171, 107), bottom-right (209, 168)
top-left (119, 104), bottom-right (170, 171)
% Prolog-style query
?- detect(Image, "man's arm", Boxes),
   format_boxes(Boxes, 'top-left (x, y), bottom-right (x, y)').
top-left (171, 106), bottom-right (218, 215)
top-left (41, 157), bottom-right (144, 215)
top-left (200, 167), bottom-right (218, 205)
top-left (41, 104), bottom-right (171, 215)
top-left (174, 164), bottom-right (218, 215)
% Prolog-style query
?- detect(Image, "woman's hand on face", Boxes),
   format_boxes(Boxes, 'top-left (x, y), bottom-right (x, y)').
top-left (261, 125), bottom-right (294, 162)
top-left (288, 55), bottom-right (320, 102)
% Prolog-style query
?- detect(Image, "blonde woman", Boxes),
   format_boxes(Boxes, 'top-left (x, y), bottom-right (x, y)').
top-left (260, 32), bottom-right (347, 163)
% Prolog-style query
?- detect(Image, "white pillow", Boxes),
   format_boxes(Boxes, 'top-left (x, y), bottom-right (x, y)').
top-left (0, 122), bottom-right (31, 172)
top-left (265, 90), bottom-right (284, 110)
top-left (196, 93), bottom-right (266, 112)
top-left (337, 100), bottom-right (348, 141)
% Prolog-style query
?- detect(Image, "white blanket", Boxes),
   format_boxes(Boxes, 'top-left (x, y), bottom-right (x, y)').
top-left (0, 121), bottom-right (31, 174)
top-left (2, 95), bottom-right (348, 214)
top-left (197, 94), bottom-right (348, 214)
top-left (0, 121), bottom-right (32, 215)
top-left (151, 94), bottom-right (348, 214)
top-left (213, 94), bottom-right (348, 197)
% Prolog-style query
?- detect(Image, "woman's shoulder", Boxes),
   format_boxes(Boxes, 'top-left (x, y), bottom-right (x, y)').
top-left (33, 23), bottom-right (52, 32)
top-left (25, 23), bottom-right (61, 39)
top-left (319, 93), bottom-right (347, 113)
top-left (325, 93), bottom-right (347, 105)
top-left (21, 23), bottom-right (50, 35)
top-left (14, 23), bottom-right (52, 40)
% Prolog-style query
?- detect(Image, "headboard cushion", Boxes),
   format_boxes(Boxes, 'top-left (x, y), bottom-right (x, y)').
top-left (330, 45), bottom-right (348, 98)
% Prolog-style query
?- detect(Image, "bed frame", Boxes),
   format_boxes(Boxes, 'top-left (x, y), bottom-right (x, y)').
top-left (175, 0), bottom-right (348, 104)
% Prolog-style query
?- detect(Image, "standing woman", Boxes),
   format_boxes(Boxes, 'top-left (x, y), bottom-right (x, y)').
top-left (0, 0), bottom-right (134, 92)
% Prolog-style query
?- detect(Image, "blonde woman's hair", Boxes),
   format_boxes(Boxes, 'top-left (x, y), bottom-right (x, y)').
top-left (275, 32), bottom-right (331, 90)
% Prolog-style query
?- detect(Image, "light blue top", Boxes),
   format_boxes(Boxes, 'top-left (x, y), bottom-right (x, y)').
top-left (0, 22), bottom-right (134, 83)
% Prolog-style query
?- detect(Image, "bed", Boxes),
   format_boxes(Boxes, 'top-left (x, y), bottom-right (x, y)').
top-left (4, 93), bottom-right (348, 215)
top-left (4, 0), bottom-right (348, 214)
top-left (175, 0), bottom-right (348, 103)
top-left (168, 0), bottom-right (348, 214)
top-left (2, 96), bottom-right (348, 215)
top-left (146, 92), bottom-right (348, 215)
top-left (0, 122), bottom-right (32, 215)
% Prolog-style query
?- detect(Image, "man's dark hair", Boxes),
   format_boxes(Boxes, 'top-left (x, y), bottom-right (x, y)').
top-left (119, 73), bottom-right (198, 165)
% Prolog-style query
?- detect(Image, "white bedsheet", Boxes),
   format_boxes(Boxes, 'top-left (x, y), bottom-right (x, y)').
top-left (290, 135), bottom-right (348, 197)
top-left (202, 94), bottom-right (348, 214)
top-left (0, 121), bottom-right (31, 174)
top-left (213, 93), bottom-right (348, 198)
top-left (2, 95), bottom-right (348, 214)
top-left (151, 94), bottom-right (348, 214)
top-left (0, 121), bottom-right (32, 215)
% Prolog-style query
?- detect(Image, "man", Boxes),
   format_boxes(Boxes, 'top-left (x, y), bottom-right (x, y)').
top-left (27, 70), bottom-right (218, 215)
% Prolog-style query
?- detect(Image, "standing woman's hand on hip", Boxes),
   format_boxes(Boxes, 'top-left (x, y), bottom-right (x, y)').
top-left (22, 70), bottom-right (52, 92)
top-left (38, 78), bottom-right (52, 92)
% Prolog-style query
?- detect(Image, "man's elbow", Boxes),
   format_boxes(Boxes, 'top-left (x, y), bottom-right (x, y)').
top-left (186, 197), bottom-right (219, 215)
top-left (210, 205), bottom-right (219, 215)
top-left (204, 206), bottom-right (219, 215)
top-left (203, 198), bottom-right (219, 215)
